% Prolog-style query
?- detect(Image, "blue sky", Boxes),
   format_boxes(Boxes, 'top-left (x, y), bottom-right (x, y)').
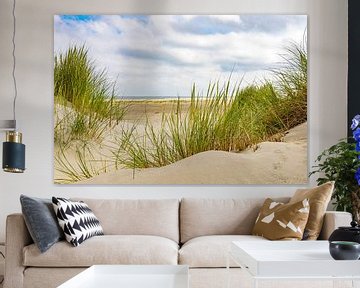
top-left (54, 15), bottom-right (307, 98)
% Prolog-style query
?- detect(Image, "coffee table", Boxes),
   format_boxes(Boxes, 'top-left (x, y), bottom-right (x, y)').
top-left (228, 241), bottom-right (360, 288)
top-left (57, 265), bottom-right (189, 288)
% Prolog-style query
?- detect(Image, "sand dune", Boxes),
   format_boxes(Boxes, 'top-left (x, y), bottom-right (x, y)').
top-left (78, 122), bottom-right (307, 185)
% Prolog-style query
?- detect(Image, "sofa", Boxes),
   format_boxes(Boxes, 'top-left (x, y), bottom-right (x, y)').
top-left (4, 198), bottom-right (352, 288)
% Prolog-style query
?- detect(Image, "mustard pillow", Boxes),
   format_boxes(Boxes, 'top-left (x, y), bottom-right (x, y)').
top-left (289, 181), bottom-right (334, 240)
top-left (252, 198), bottom-right (310, 240)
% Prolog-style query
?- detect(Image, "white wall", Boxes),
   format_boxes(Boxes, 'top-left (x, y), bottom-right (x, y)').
top-left (0, 0), bottom-right (348, 242)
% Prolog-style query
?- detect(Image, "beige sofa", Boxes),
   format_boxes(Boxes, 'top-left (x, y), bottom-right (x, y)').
top-left (4, 198), bottom-right (352, 288)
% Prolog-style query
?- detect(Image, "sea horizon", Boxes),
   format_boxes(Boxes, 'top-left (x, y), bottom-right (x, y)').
top-left (116, 96), bottom-right (192, 100)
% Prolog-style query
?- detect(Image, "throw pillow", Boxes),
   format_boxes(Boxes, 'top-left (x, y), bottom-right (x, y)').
top-left (289, 181), bottom-right (334, 240)
top-left (20, 195), bottom-right (64, 253)
top-left (252, 198), bottom-right (310, 240)
top-left (52, 197), bottom-right (104, 247)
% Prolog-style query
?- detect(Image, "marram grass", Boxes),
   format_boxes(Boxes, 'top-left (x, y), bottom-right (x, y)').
top-left (54, 40), bottom-right (307, 183)
top-left (55, 144), bottom-right (111, 184)
top-left (113, 41), bottom-right (307, 169)
top-left (54, 45), bottom-right (126, 146)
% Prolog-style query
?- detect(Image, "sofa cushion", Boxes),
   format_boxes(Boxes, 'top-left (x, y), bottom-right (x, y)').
top-left (180, 198), bottom-right (289, 243)
top-left (252, 198), bottom-right (310, 240)
top-left (52, 197), bottom-right (104, 247)
top-left (179, 235), bottom-right (267, 268)
top-left (23, 235), bottom-right (178, 267)
top-left (72, 199), bottom-right (179, 243)
top-left (290, 181), bottom-right (334, 240)
top-left (20, 195), bottom-right (64, 253)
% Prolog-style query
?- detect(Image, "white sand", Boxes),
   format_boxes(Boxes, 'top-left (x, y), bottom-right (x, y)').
top-left (77, 122), bottom-right (307, 185)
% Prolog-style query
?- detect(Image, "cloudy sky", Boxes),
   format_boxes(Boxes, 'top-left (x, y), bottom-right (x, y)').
top-left (54, 15), bottom-right (307, 98)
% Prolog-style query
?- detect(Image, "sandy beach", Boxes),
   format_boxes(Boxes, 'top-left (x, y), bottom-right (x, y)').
top-left (55, 99), bottom-right (307, 185)
top-left (118, 99), bottom-right (190, 132)
top-left (76, 121), bottom-right (308, 185)
top-left (54, 99), bottom-right (192, 182)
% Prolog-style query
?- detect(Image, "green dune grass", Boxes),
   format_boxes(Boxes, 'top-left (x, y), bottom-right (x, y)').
top-left (54, 45), bottom-right (126, 146)
top-left (114, 40), bottom-right (307, 169)
top-left (54, 40), bottom-right (307, 183)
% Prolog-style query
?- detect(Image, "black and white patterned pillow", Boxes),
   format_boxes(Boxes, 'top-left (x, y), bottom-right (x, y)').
top-left (52, 197), bottom-right (104, 247)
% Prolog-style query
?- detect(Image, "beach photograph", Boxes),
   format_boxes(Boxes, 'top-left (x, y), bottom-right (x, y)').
top-left (53, 14), bottom-right (308, 185)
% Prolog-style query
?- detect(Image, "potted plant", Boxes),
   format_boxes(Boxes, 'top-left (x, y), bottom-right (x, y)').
top-left (310, 115), bottom-right (360, 222)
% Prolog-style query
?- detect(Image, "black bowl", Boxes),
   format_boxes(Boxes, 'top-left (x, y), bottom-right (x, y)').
top-left (329, 241), bottom-right (360, 260)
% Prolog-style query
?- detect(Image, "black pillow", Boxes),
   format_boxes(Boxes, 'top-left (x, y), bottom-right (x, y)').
top-left (20, 195), bottom-right (64, 253)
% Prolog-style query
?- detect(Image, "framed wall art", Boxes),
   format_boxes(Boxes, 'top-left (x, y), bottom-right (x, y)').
top-left (54, 14), bottom-right (307, 185)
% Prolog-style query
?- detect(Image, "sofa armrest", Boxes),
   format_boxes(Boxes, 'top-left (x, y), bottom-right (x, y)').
top-left (4, 213), bottom-right (33, 288)
top-left (318, 211), bottom-right (352, 240)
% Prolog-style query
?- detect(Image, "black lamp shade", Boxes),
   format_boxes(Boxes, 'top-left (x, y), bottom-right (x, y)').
top-left (2, 141), bottom-right (25, 173)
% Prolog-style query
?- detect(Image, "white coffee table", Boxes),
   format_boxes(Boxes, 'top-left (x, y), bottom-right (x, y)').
top-left (58, 265), bottom-right (189, 288)
top-left (228, 241), bottom-right (360, 288)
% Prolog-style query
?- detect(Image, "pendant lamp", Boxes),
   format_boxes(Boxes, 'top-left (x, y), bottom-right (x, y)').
top-left (1, 0), bottom-right (26, 173)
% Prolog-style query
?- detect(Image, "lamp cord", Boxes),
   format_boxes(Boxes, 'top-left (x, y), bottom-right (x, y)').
top-left (11, 0), bottom-right (17, 129)
top-left (0, 251), bottom-right (4, 284)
